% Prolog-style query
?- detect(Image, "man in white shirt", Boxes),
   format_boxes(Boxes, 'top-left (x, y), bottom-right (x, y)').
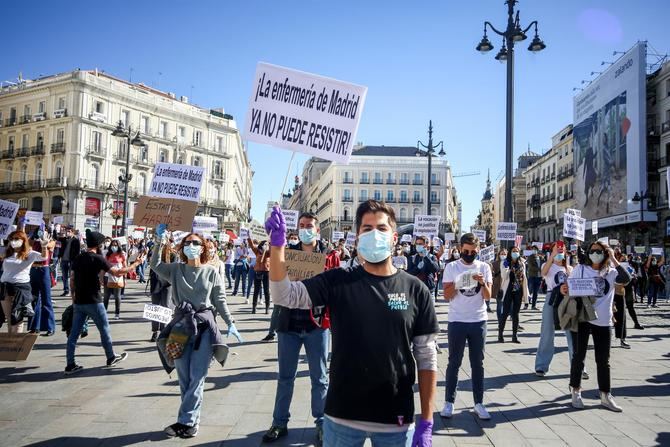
top-left (441, 232), bottom-right (493, 420)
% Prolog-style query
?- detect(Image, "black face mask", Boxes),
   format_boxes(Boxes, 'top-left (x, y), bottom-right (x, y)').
top-left (461, 252), bottom-right (477, 264)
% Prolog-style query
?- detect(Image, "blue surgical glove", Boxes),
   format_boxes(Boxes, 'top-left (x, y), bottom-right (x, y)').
top-left (156, 223), bottom-right (168, 238)
top-left (227, 323), bottom-right (243, 343)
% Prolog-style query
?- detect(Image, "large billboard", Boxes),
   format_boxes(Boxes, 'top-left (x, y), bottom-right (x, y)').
top-left (573, 42), bottom-right (646, 222)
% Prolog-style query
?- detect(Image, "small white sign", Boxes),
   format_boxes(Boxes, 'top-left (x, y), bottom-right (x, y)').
top-left (479, 245), bottom-right (495, 263)
top-left (472, 229), bottom-right (487, 242)
top-left (345, 232), bottom-right (356, 247)
top-left (634, 246), bottom-right (646, 254)
top-left (413, 215), bottom-right (440, 238)
top-left (610, 239), bottom-right (620, 246)
top-left (220, 233), bottom-right (230, 243)
top-left (113, 236), bottom-right (128, 247)
top-left (567, 278), bottom-right (598, 297)
top-left (532, 242), bottom-right (543, 250)
top-left (52, 215), bottom-right (64, 224)
top-left (651, 247), bottom-right (663, 256)
top-left (597, 236), bottom-right (609, 245)
top-left (592, 220), bottom-right (598, 235)
top-left (24, 211), bottom-right (44, 226)
top-left (332, 231), bottom-right (345, 241)
top-left (193, 216), bottom-right (219, 234)
top-left (400, 234), bottom-right (413, 243)
top-left (0, 199), bottom-right (19, 240)
top-left (563, 213), bottom-right (586, 241)
top-left (239, 228), bottom-right (250, 239)
top-left (496, 222), bottom-right (517, 241)
top-left (444, 232), bottom-right (455, 241)
top-left (523, 250), bottom-right (534, 257)
top-left (143, 304), bottom-right (173, 324)
top-left (566, 208), bottom-right (582, 217)
top-left (282, 210), bottom-right (299, 230)
top-left (149, 162), bottom-right (205, 202)
top-left (132, 230), bottom-right (145, 240)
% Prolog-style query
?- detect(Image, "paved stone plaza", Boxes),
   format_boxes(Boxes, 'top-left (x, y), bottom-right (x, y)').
top-left (1, 281), bottom-right (669, 447)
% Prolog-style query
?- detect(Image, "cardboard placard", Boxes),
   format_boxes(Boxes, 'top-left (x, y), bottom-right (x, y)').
top-left (285, 250), bottom-right (327, 281)
top-left (0, 333), bottom-right (38, 361)
top-left (149, 162), bottom-right (205, 202)
top-left (496, 222), bottom-right (517, 241)
top-left (193, 216), bottom-right (219, 234)
top-left (283, 210), bottom-right (300, 230)
top-left (0, 199), bottom-right (20, 239)
top-left (132, 196), bottom-right (198, 232)
top-left (567, 278), bottom-right (598, 297)
top-left (143, 304), bottom-right (173, 324)
top-left (245, 62), bottom-right (367, 164)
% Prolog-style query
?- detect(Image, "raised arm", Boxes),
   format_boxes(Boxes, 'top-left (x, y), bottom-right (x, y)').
top-left (150, 224), bottom-right (176, 281)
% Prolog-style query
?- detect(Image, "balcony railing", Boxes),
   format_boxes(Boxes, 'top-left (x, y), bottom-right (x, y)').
top-left (31, 145), bottom-right (46, 156)
top-left (343, 178), bottom-right (353, 184)
top-left (412, 180), bottom-right (423, 185)
top-left (359, 178), bottom-right (370, 184)
top-left (430, 198), bottom-right (441, 204)
top-left (16, 147), bottom-right (31, 157)
top-left (431, 180), bottom-right (440, 186)
top-left (132, 155), bottom-right (154, 166)
top-left (385, 178), bottom-right (396, 184)
top-left (1, 149), bottom-right (15, 159)
top-left (385, 197), bottom-right (396, 203)
top-left (550, 173), bottom-right (556, 180)
top-left (648, 125), bottom-right (660, 137)
top-left (373, 178), bottom-right (383, 184)
top-left (398, 198), bottom-right (409, 203)
top-left (51, 143), bottom-right (66, 153)
top-left (342, 197), bottom-right (353, 202)
top-left (19, 115), bottom-right (32, 124)
top-left (45, 177), bottom-right (66, 188)
top-left (4, 118), bottom-right (17, 127)
top-left (86, 146), bottom-right (107, 158)
top-left (211, 170), bottom-right (225, 180)
top-left (399, 179), bottom-right (410, 185)
top-left (412, 198), bottom-right (423, 203)
top-left (359, 196), bottom-right (369, 202)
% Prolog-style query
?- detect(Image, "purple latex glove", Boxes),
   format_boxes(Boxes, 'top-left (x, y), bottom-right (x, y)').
top-left (411, 418), bottom-right (433, 447)
top-left (264, 206), bottom-right (287, 247)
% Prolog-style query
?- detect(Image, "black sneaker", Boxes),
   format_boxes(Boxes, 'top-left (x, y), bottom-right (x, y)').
top-left (262, 333), bottom-right (276, 342)
top-left (164, 423), bottom-right (186, 437)
top-left (150, 332), bottom-right (158, 342)
top-left (180, 424), bottom-right (199, 438)
top-left (106, 352), bottom-right (128, 367)
top-left (64, 364), bottom-right (84, 375)
top-left (262, 425), bottom-right (288, 442)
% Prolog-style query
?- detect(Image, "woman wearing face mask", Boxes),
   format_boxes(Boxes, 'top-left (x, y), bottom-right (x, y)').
top-left (448, 248), bottom-right (460, 263)
top-left (103, 240), bottom-right (127, 319)
top-left (149, 240), bottom-right (176, 342)
top-left (491, 249), bottom-right (507, 320)
top-left (222, 242), bottom-right (235, 289)
top-left (560, 242), bottom-right (630, 412)
top-left (151, 227), bottom-right (242, 438)
top-left (535, 242), bottom-right (575, 377)
top-left (27, 227), bottom-right (57, 336)
top-left (1, 230), bottom-right (50, 333)
top-left (248, 238), bottom-right (271, 314)
top-left (644, 254), bottom-right (665, 308)
top-left (613, 250), bottom-right (634, 349)
top-left (498, 247), bottom-right (528, 343)
top-left (392, 246), bottom-right (408, 270)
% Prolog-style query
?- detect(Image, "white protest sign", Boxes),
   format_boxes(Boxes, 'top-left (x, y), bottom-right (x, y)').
top-left (592, 220), bottom-right (598, 235)
top-left (283, 210), bottom-right (299, 230)
top-left (24, 211), bottom-right (44, 226)
top-left (523, 250), bottom-right (534, 257)
top-left (345, 232), bottom-right (356, 247)
top-left (52, 215), bottom-right (64, 224)
top-left (472, 229), bottom-right (486, 242)
top-left (113, 236), bottom-right (128, 247)
top-left (132, 230), bottom-right (144, 240)
top-left (413, 215), bottom-right (440, 238)
top-left (479, 245), bottom-right (495, 263)
top-left (597, 236), bottom-right (609, 245)
top-left (563, 213), bottom-right (586, 241)
top-left (149, 162), bottom-right (205, 202)
top-left (171, 231), bottom-right (188, 244)
top-left (496, 222), bottom-right (517, 241)
top-left (246, 62), bottom-right (367, 164)
top-left (400, 234), bottom-right (413, 243)
top-left (532, 242), bottom-right (543, 250)
top-left (192, 216), bottom-right (218, 234)
top-left (567, 278), bottom-right (599, 297)
top-left (0, 199), bottom-right (19, 239)
top-left (332, 231), bottom-right (345, 241)
top-left (610, 239), bottom-right (619, 246)
top-left (634, 246), bottom-right (646, 254)
top-left (566, 208), bottom-right (582, 217)
top-left (239, 228), bottom-right (250, 240)
top-left (432, 237), bottom-right (442, 247)
top-left (143, 304), bottom-right (173, 324)
top-left (220, 233), bottom-right (230, 243)
top-left (652, 247), bottom-right (663, 256)
top-left (444, 232), bottom-right (455, 241)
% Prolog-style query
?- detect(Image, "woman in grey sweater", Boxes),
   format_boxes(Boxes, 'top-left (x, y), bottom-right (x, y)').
top-left (151, 227), bottom-right (242, 439)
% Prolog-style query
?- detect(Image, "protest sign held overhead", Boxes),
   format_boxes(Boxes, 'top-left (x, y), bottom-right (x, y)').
top-left (282, 210), bottom-right (299, 231)
top-left (332, 231), bottom-right (345, 241)
top-left (149, 162), bottom-right (205, 202)
top-left (563, 213), bottom-right (586, 241)
top-left (400, 234), bottom-right (413, 243)
top-left (133, 196), bottom-right (198, 232)
top-left (193, 216), bottom-right (219, 234)
top-left (285, 250), bottom-right (327, 282)
top-left (479, 245), bottom-right (495, 263)
top-left (444, 232), bottom-right (455, 242)
top-left (245, 62), bottom-right (367, 164)
top-left (24, 211), bottom-right (44, 226)
top-left (345, 232), bottom-right (356, 247)
top-left (496, 222), bottom-right (517, 241)
top-left (651, 247), bottom-right (663, 256)
top-left (413, 215), bottom-right (440, 239)
top-left (0, 199), bottom-right (19, 240)
top-left (472, 229), bottom-right (486, 242)
top-left (591, 220), bottom-right (598, 235)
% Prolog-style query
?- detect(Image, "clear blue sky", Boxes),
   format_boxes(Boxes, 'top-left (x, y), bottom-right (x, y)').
top-left (4, 0), bottom-right (668, 227)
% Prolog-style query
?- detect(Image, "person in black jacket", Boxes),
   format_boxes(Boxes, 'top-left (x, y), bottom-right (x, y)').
top-left (407, 236), bottom-right (442, 297)
top-left (57, 227), bottom-right (81, 296)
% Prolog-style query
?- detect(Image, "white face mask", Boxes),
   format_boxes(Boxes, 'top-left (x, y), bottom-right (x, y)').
top-left (10, 240), bottom-right (23, 249)
top-left (110, 246), bottom-right (119, 253)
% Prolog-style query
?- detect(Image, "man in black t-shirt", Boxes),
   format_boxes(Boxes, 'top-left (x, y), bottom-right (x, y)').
top-left (65, 230), bottom-right (143, 375)
top-left (267, 200), bottom-right (439, 446)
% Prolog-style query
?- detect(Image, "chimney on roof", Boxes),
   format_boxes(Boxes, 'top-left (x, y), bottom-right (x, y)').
top-left (167, 92), bottom-right (176, 99)
top-left (180, 95), bottom-right (189, 103)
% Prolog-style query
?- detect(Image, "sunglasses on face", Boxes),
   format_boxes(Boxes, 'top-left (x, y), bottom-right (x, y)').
top-left (589, 249), bottom-right (604, 255)
top-left (183, 240), bottom-right (202, 246)
top-left (461, 250), bottom-right (477, 256)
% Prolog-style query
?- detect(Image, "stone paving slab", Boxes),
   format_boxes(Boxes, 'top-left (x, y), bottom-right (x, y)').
top-left (1, 281), bottom-right (669, 446)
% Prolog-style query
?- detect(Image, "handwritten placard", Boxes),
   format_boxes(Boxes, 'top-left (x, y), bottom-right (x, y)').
top-left (132, 196), bottom-right (198, 232)
top-left (143, 304), bottom-right (173, 324)
top-left (567, 278), bottom-right (598, 297)
top-left (285, 250), bottom-right (327, 281)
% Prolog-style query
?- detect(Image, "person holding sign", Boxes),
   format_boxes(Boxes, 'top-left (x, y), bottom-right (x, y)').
top-left (266, 201), bottom-right (438, 446)
top-left (407, 236), bottom-right (442, 298)
top-left (498, 247), bottom-right (528, 344)
top-left (441, 233), bottom-right (493, 420)
top-left (560, 241), bottom-right (631, 412)
top-left (149, 240), bottom-right (177, 342)
top-left (150, 226), bottom-right (242, 439)
top-left (1, 230), bottom-right (50, 333)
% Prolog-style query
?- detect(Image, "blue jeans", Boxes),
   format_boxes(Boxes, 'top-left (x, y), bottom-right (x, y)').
top-left (61, 260), bottom-right (72, 293)
top-left (272, 329), bottom-right (329, 427)
top-left (175, 330), bottom-right (213, 426)
top-left (66, 303), bottom-right (115, 366)
top-left (224, 264), bottom-right (233, 288)
top-left (246, 268), bottom-right (256, 299)
top-left (29, 267), bottom-right (55, 332)
top-left (445, 321), bottom-right (486, 405)
top-left (648, 282), bottom-right (660, 306)
top-left (136, 261), bottom-right (146, 282)
top-left (323, 416), bottom-right (414, 447)
top-left (528, 276), bottom-right (542, 307)
top-left (534, 298), bottom-right (576, 373)
top-left (233, 265), bottom-right (247, 295)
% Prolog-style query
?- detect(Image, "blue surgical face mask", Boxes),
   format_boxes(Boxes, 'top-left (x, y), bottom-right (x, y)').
top-left (555, 253), bottom-right (565, 261)
top-left (183, 245), bottom-right (202, 260)
top-left (299, 228), bottom-right (317, 244)
top-left (416, 245), bottom-right (426, 255)
top-left (357, 229), bottom-right (393, 264)
top-left (511, 252), bottom-right (520, 260)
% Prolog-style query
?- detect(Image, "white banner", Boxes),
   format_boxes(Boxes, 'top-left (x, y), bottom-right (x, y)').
top-left (283, 210), bottom-right (299, 230)
top-left (192, 216), bottom-right (219, 234)
top-left (332, 231), bottom-right (345, 241)
top-left (149, 162), bottom-right (205, 202)
top-left (345, 232), bottom-right (356, 247)
top-left (245, 62), bottom-right (367, 164)
top-left (563, 213), bottom-right (586, 241)
top-left (24, 211), bottom-right (44, 226)
top-left (0, 199), bottom-right (19, 239)
top-left (52, 215), bottom-right (64, 224)
top-left (143, 304), bottom-right (173, 324)
top-left (496, 222), bottom-right (517, 241)
top-left (479, 245), bottom-right (495, 263)
top-left (413, 215), bottom-right (440, 238)
top-left (591, 220), bottom-right (598, 235)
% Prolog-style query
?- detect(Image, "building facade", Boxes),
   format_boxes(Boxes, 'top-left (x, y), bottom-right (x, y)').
top-left (0, 69), bottom-right (252, 236)
top-left (287, 146), bottom-right (460, 239)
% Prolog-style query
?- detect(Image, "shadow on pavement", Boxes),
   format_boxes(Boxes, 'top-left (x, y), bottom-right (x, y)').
top-left (22, 431), bottom-right (222, 447)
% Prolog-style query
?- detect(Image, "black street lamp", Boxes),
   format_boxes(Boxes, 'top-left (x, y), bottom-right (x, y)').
top-left (631, 191), bottom-right (655, 244)
top-left (416, 120), bottom-right (445, 216)
top-left (476, 0), bottom-right (546, 224)
top-left (111, 121), bottom-right (144, 237)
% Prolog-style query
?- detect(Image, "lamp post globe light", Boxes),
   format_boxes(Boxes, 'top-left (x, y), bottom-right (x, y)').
top-left (416, 120), bottom-right (445, 217)
top-left (111, 121), bottom-right (145, 237)
top-left (476, 0), bottom-right (546, 226)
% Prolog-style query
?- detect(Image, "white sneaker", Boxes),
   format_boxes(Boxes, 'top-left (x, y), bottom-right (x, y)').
top-left (440, 402), bottom-right (454, 418)
top-left (600, 392), bottom-right (623, 412)
top-left (473, 403), bottom-right (490, 420)
top-left (571, 387), bottom-right (584, 409)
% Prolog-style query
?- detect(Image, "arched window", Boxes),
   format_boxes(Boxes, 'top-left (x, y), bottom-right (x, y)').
top-left (413, 208), bottom-right (420, 218)
top-left (36, 163), bottom-right (43, 182)
top-left (55, 161), bottom-right (63, 179)
top-left (343, 207), bottom-right (350, 221)
top-left (399, 208), bottom-right (407, 220)
top-left (51, 195), bottom-right (65, 214)
top-left (20, 165), bottom-right (27, 183)
top-left (138, 173), bottom-right (147, 194)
